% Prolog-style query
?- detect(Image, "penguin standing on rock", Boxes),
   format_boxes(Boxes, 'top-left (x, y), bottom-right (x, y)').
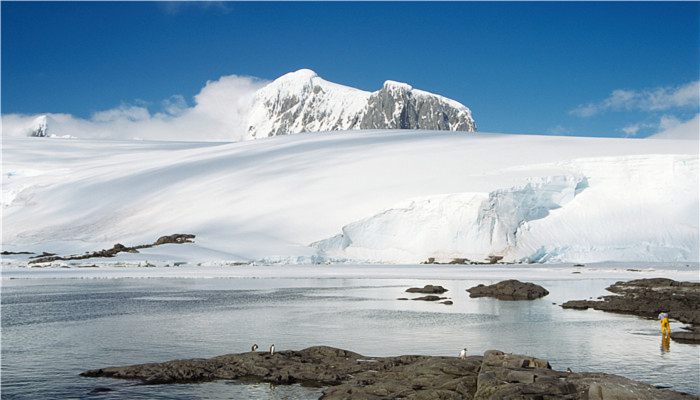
top-left (269, 344), bottom-right (275, 355)
top-left (251, 344), bottom-right (258, 352)
top-left (459, 348), bottom-right (467, 359)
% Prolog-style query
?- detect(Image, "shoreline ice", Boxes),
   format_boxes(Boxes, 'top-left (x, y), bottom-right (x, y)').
top-left (2, 262), bottom-right (698, 281)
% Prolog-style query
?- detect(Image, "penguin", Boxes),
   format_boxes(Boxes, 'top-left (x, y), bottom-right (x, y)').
top-left (566, 367), bottom-right (573, 373)
top-left (269, 344), bottom-right (275, 355)
top-left (251, 344), bottom-right (258, 352)
top-left (459, 348), bottom-right (467, 359)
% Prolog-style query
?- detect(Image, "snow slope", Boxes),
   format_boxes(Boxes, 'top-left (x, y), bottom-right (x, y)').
top-left (1, 131), bottom-right (697, 264)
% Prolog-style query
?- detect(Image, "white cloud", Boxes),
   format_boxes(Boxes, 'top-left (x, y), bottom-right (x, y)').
top-left (158, 1), bottom-right (231, 15)
top-left (160, 95), bottom-right (188, 117)
top-left (546, 125), bottom-right (572, 135)
top-left (571, 81), bottom-right (700, 117)
top-left (620, 121), bottom-right (657, 137)
top-left (650, 114), bottom-right (699, 140)
top-left (92, 105), bottom-right (151, 123)
top-left (1, 74), bottom-right (268, 141)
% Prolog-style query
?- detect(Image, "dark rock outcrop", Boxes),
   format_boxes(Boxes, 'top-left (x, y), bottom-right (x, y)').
top-left (152, 234), bottom-right (195, 246)
top-left (562, 278), bottom-right (700, 344)
top-left (406, 285), bottom-right (448, 294)
top-left (29, 234), bottom-right (196, 264)
top-left (29, 115), bottom-right (48, 137)
top-left (80, 346), bottom-right (691, 400)
top-left (561, 279), bottom-right (700, 325)
top-left (359, 81), bottom-right (476, 132)
top-left (412, 295), bottom-right (447, 301)
top-left (467, 280), bottom-right (549, 300)
top-left (670, 328), bottom-right (700, 344)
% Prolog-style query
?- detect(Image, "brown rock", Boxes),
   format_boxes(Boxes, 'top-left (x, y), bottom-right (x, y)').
top-left (467, 280), bottom-right (549, 300)
top-left (80, 346), bottom-right (689, 400)
top-left (406, 285), bottom-right (448, 294)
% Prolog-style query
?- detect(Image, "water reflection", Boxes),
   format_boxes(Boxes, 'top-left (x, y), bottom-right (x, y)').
top-left (661, 333), bottom-right (671, 353)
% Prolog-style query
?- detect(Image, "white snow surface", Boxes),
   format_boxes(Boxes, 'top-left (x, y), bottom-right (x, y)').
top-left (1, 130), bottom-right (698, 264)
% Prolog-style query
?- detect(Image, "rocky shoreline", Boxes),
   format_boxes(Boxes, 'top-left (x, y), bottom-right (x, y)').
top-left (562, 278), bottom-right (700, 343)
top-left (80, 346), bottom-right (693, 399)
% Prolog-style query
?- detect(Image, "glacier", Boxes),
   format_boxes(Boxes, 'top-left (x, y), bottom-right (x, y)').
top-left (313, 175), bottom-right (589, 263)
top-left (1, 130), bottom-right (697, 264)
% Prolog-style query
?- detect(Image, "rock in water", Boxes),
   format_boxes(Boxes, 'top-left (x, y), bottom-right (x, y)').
top-left (562, 278), bottom-right (700, 343)
top-left (670, 329), bottom-right (700, 344)
top-left (405, 285), bottom-right (448, 294)
top-left (467, 280), bottom-right (549, 300)
top-left (561, 279), bottom-right (699, 323)
top-left (80, 346), bottom-right (689, 400)
top-left (411, 295), bottom-right (447, 301)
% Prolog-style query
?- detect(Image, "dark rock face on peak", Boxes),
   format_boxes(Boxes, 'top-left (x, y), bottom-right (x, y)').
top-left (359, 81), bottom-right (476, 132)
top-left (467, 280), bottom-right (549, 300)
top-left (29, 115), bottom-right (48, 137)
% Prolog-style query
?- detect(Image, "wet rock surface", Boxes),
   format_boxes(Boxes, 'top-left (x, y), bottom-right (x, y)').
top-left (562, 278), bottom-right (700, 324)
top-left (670, 328), bottom-right (700, 344)
top-left (467, 280), bottom-right (549, 300)
top-left (80, 346), bottom-right (691, 399)
top-left (406, 285), bottom-right (448, 294)
top-left (411, 295), bottom-right (447, 301)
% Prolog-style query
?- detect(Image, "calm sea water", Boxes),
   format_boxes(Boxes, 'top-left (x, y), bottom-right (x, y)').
top-left (2, 269), bottom-right (699, 399)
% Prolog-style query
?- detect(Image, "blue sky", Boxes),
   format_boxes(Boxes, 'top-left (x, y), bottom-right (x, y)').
top-left (2, 1), bottom-right (699, 138)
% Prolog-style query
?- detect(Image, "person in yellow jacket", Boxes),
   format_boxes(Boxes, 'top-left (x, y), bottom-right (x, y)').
top-left (658, 312), bottom-right (671, 335)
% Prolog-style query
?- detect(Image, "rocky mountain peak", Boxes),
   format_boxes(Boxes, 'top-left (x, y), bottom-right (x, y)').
top-left (246, 70), bottom-right (476, 138)
top-left (29, 115), bottom-right (49, 137)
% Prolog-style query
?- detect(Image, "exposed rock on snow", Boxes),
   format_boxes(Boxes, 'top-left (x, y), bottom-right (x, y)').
top-left (246, 69), bottom-right (475, 138)
top-left (28, 234), bottom-right (195, 264)
top-left (29, 115), bottom-right (48, 137)
top-left (359, 80), bottom-right (475, 131)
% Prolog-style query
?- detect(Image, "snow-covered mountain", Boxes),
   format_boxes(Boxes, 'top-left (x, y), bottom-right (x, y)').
top-left (13, 69), bottom-right (476, 141)
top-left (29, 115), bottom-right (49, 137)
top-left (246, 69), bottom-right (476, 138)
top-left (2, 130), bottom-right (697, 264)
